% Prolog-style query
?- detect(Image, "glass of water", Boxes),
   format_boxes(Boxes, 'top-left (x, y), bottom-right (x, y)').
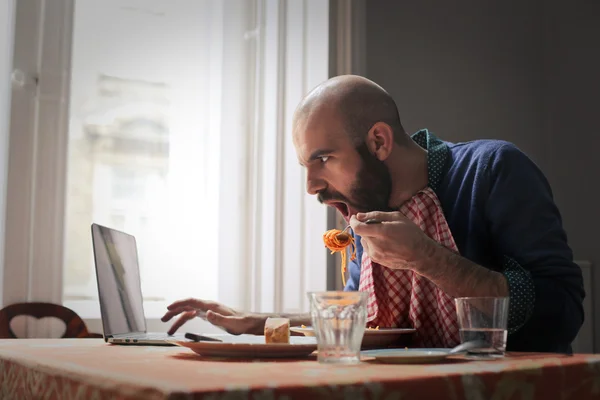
top-left (308, 291), bottom-right (368, 364)
top-left (455, 297), bottom-right (509, 358)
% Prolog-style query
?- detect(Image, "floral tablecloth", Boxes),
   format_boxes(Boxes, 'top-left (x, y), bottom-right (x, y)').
top-left (0, 339), bottom-right (599, 399)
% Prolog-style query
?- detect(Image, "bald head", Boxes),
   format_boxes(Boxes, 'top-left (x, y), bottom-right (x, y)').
top-left (293, 75), bottom-right (407, 145)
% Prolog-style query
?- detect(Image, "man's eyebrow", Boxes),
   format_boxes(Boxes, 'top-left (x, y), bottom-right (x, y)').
top-left (308, 149), bottom-right (334, 162)
top-left (298, 148), bottom-right (335, 167)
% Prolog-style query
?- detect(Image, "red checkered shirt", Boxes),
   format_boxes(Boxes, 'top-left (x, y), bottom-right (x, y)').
top-left (358, 187), bottom-right (461, 348)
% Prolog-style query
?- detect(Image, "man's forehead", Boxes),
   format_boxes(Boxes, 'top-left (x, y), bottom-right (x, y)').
top-left (294, 105), bottom-right (346, 142)
top-left (294, 118), bottom-right (348, 158)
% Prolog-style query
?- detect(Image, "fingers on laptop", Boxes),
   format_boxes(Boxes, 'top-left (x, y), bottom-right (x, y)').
top-left (167, 298), bottom-right (214, 311)
top-left (166, 309), bottom-right (244, 336)
top-left (161, 305), bottom-right (197, 322)
top-left (163, 298), bottom-right (230, 321)
top-left (167, 310), bottom-right (198, 335)
top-left (163, 298), bottom-right (238, 334)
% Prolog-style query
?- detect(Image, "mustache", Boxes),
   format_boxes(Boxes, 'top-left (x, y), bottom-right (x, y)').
top-left (317, 190), bottom-right (349, 205)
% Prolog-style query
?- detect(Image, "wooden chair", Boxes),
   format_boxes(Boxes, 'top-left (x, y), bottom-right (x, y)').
top-left (0, 302), bottom-right (103, 339)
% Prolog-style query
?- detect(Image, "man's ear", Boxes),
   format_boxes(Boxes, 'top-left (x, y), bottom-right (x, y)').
top-left (365, 122), bottom-right (394, 160)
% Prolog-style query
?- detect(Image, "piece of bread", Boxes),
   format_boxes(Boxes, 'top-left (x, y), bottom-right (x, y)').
top-left (264, 317), bottom-right (290, 344)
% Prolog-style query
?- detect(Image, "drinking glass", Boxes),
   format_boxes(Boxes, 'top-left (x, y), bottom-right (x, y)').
top-left (308, 291), bottom-right (367, 364)
top-left (455, 297), bottom-right (509, 358)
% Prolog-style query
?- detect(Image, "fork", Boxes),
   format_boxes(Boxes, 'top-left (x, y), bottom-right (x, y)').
top-left (336, 219), bottom-right (381, 239)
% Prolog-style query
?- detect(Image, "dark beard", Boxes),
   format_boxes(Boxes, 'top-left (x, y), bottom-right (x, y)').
top-left (317, 142), bottom-right (393, 213)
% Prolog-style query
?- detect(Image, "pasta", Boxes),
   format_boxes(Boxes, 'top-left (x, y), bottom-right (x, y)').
top-left (323, 229), bottom-right (356, 287)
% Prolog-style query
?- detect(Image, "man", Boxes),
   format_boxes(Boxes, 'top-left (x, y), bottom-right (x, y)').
top-left (162, 75), bottom-right (584, 352)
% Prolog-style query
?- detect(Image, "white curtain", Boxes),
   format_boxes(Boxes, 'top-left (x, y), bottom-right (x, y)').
top-left (217, 0), bottom-right (330, 314)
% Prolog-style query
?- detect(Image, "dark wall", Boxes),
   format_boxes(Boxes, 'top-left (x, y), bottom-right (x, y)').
top-left (365, 0), bottom-right (600, 349)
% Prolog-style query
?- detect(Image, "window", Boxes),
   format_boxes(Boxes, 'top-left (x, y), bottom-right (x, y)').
top-left (62, 0), bottom-right (230, 316)
top-left (4, 0), bottom-right (330, 334)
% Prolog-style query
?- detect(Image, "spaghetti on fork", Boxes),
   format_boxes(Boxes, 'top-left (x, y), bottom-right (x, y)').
top-left (323, 228), bottom-right (356, 287)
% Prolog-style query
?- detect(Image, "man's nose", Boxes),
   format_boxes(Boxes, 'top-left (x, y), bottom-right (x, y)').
top-left (306, 176), bottom-right (327, 195)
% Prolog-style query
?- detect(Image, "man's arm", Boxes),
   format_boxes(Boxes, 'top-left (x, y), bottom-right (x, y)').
top-left (479, 143), bottom-right (584, 352)
top-left (418, 144), bottom-right (584, 352)
top-left (353, 142), bottom-right (584, 352)
top-left (163, 299), bottom-right (311, 335)
top-left (414, 242), bottom-right (509, 298)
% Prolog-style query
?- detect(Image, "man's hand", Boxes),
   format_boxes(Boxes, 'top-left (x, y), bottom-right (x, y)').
top-left (350, 211), bottom-right (508, 298)
top-left (161, 299), bottom-right (264, 336)
top-left (350, 211), bottom-right (435, 271)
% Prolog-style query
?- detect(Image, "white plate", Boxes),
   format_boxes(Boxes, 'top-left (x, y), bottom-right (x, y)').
top-left (361, 348), bottom-right (451, 364)
top-left (290, 326), bottom-right (415, 349)
top-left (168, 335), bottom-right (317, 359)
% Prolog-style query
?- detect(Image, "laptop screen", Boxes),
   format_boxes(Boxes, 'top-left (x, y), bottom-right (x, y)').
top-left (91, 223), bottom-right (147, 336)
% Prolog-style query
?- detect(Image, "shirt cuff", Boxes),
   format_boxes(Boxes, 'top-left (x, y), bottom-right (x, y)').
top-left (503, 256), bottom-right (535, 334)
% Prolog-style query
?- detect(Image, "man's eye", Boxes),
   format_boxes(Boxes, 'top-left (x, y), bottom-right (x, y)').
top-left (319, 156), bottom-right (329, 163)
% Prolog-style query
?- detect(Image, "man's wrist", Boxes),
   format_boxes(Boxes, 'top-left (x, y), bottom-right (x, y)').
top-left (246, 313), bottom-right (268, 335)
top-left (411, 237), bottom-right (447, 278)
top-left (411, 239), bottom-right (509, 298)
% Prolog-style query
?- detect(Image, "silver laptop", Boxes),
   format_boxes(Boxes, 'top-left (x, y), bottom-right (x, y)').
top-left (91, 223), bottom-right (189, 345)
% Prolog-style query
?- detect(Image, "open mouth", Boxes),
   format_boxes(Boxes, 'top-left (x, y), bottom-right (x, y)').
top-left (327, 201), bottom-right (350, 219)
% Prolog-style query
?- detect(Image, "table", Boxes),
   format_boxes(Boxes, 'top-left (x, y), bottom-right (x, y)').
top-left (0, 339), bottom-right (599, 399)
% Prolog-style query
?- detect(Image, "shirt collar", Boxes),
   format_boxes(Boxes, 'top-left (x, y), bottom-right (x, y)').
top-left (411, 129), bottom-right (449, 192)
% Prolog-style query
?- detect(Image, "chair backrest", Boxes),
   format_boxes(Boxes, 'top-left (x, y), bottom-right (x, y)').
top-left (0, 302), bottom-right (94, 338)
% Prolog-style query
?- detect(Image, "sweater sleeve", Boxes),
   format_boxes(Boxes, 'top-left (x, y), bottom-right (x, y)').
top-left (485, 143), bottom-right (584, 352)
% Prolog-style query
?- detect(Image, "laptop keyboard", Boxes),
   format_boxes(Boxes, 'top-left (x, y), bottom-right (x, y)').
top-left (144, 333), bottom-right (173, 340)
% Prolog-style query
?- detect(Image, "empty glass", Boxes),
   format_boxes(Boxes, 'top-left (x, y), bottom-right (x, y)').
top-left (455, 297), bottom-right (509, 358)
top-left (308, 291), bottom-right (367, 364)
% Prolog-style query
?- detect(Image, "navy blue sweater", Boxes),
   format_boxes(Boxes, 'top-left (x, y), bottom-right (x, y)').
top-left (345, 130), bottom-right (584, 353)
